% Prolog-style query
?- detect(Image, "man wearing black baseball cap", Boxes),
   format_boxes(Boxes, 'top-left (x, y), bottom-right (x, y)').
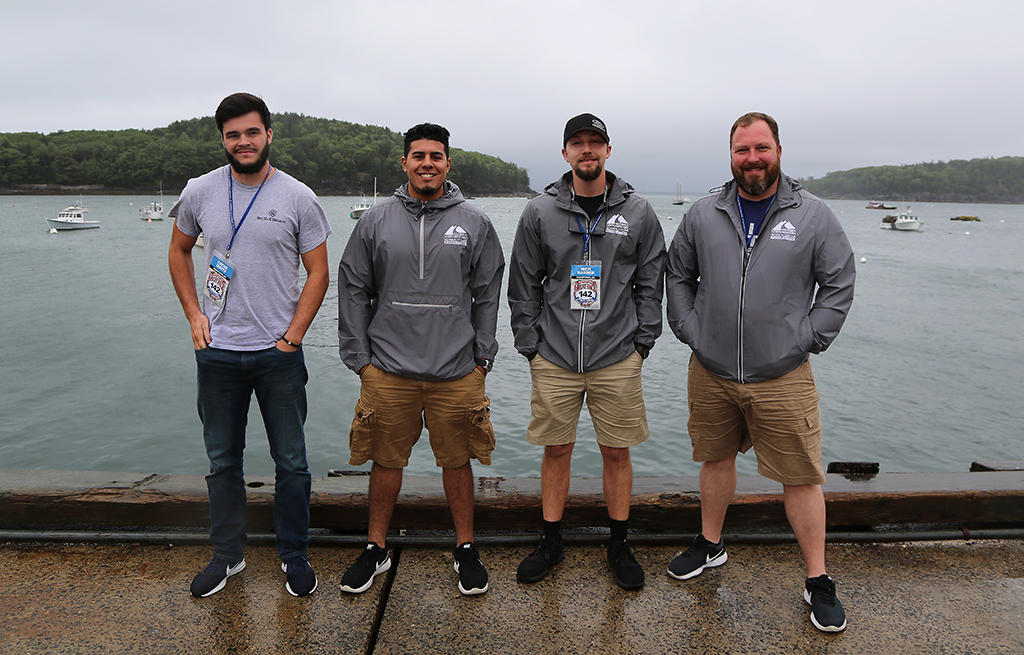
top-left (508, 113), bottom-right (666, 589)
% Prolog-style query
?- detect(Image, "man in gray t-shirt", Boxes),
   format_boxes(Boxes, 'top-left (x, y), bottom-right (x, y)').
top-left (168, 93), bottom-right (331, 599)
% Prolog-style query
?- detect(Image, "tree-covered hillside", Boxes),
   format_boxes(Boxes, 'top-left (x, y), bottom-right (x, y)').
top-left (799, 157), bottom-right (1024, 203)
top-left (0, 113), bottom-right (534, 196)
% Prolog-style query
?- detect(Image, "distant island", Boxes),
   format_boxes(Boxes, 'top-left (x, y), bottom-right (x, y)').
top-left (0, 114), bottom-right (535, 197)
top-left (798, 156), bottom-right (1024, 204)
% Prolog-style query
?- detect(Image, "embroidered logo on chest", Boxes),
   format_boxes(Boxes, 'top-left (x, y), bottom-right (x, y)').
top-left (770, 220), bottom-right (796, 242)
top-left (605, 214), bottom-right (630, 236)
top-left (443, 224), bottom-right (469, 245)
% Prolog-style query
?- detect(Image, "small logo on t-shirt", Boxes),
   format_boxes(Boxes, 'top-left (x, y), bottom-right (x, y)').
top-left (443, 224), bottom-right (469, 245)
top-left (770, 220), bottom-right (796, 242)
top-left (256, 208), bottom-right (285, 223)
top-left (606, 214), bottom-right (630, 236)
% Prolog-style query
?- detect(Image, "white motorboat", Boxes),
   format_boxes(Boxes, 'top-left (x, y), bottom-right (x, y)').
top-left (46, 203), bottom-right (100, 230)
top-left (140, 183), bottom-right (164, 220)
top-left (350, 177), bottom-right (378, 219)
top-left (349, 198), bottom-right (371, 219)
top-left (881, 208), bottom-right (923, 232)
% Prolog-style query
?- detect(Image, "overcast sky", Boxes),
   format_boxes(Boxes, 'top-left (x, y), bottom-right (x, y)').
top-left (4, 0), bottom-right (1022, 194)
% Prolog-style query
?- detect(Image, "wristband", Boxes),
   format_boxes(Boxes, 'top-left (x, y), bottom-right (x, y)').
top-left (281, 336), bottom-right (301, 348)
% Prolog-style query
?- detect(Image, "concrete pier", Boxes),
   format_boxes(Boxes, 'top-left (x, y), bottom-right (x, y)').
top-left (2, 469), bottom-right (1024, 653)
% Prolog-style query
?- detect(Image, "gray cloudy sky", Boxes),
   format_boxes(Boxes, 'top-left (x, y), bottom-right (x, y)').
top-left (3, 0), bottom-right (1021, 194)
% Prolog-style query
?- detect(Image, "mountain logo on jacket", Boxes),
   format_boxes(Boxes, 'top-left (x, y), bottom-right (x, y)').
top-left (770, 220), bottom-right (797, 242)
top-left (606, 214), bottom-right (630, 236)
top-left (443, 224), bottom-right (469, 246)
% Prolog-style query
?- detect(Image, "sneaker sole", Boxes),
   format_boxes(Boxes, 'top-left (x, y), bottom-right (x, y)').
top-left (453, 562), bottom-right (489, 595)
top-left (667, 550), bottom-right (728, 580)
top-left (193, 559), bottom-right (246, 598)
top-left (281, 563), bottom-right (319, 597)
top-left (804, 589), bottom-right (847, 632)
top-left (340, 557), bottom-right (391, 594)
top-left (516, 551), bottom-right (565, 583)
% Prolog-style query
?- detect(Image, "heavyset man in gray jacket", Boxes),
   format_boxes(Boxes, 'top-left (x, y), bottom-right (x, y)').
top-left (337, 123), bottom-right (504, 596)
top-left (509, 114), bottom-right (666, 590)
top-left (665, 112), bottom-right (855, 632)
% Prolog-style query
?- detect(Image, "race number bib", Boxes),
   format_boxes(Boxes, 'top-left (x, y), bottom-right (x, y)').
top-left (570, 260), bottom-right (601, 310)
top-left (203, 251), bottom-right (234, 307)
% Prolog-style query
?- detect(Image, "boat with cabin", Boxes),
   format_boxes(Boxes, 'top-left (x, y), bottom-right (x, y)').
top-left (881, 208), bottom-right (923, 231)
top-left (46, 203), bottom-right (100, 230)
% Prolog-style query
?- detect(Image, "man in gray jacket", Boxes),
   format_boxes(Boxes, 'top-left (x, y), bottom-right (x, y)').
top-left (665, 112), bottom-right (855, 632)
top-left (337, 123), bottom-right (504, 596)
top-left (508, 113), bottom-right (666, 590)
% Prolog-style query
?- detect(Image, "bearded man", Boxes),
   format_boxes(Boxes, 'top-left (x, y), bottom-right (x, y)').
top-left (168, 92), bottom-right (332, 599)
top-left (665, 112), bottom-right (856, 632)
top-left (508, 113), bottom-right (666, 590)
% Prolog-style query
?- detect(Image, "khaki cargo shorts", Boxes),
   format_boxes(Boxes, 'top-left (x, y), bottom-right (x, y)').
top-left (349, 365), bottom-right (495, 469)
top-left (527, 351), bottom-right (650, 448)
top-left (687, 355), bottom-right (825, 486)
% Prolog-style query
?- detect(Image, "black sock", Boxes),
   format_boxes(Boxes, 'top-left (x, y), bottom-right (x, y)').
top-left (543, 519), bottom-right (562, 542)
top-left (609, 518), bottom-right (628, 544)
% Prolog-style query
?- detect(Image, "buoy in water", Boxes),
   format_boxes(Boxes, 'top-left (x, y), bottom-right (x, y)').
top-left (49, 228), bottom-right (58, 234)
top-left (860, 257), bottom-right (867, 263)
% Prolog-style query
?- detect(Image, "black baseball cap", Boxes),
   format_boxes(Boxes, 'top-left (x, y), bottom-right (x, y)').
top-left (563, 113), bottom-right (609, 146)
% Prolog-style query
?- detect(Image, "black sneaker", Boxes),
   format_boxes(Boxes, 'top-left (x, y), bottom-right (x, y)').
top-left (516, 535), bottom-right (565, 583)
top-left (190, 557), bottom-right (245, 598)
top-left (340, 543), bottom-right (391, 594)
top-left (281, 556), bottom-right (318, 597)
top-left (453, 542), bottom-right (489, 595)
top-left (667, 534), bottom-right (728, 580)
top-left (804, 574), bottom-right (847, 632)
top-left (608, 540), bottom-right (645, 590)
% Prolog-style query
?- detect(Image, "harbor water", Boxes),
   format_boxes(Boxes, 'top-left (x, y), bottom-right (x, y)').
top-left (1, 192), bottom-right (1021, 479)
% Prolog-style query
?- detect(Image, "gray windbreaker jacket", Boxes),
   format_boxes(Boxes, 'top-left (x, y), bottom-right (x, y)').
top-left (508, 171), bottom-right (666, 373)
top-left (338, 181), bottom-right (504, 382)
top-left (666, 173), bottom-right (855, 383)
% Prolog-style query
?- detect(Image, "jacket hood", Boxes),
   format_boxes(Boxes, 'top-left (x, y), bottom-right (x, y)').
top-left (395, 180), bottom-right (467, 214)
top-left (544, 171), bottom-right (635, 210)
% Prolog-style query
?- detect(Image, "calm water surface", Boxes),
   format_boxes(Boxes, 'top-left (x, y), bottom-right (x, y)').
top-left (1, 191), bottom-right (1021, 479)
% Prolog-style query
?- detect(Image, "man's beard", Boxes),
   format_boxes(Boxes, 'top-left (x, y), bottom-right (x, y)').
top-left (573, 160), bottom-right (604, 182)
top-left (225, 142), bottom-right (271, 175)
top-left (733, 159), bottom-right (780, 197)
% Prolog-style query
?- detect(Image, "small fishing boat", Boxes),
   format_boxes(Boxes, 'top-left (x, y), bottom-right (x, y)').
top-left (46, 203), bottom-right (100, 230)
top-left (881, 208), bottom-right (923, 231)
top-left (139, 183), bottom-right (164, 220)
top-left (867, 200), bottom-right (897, 210)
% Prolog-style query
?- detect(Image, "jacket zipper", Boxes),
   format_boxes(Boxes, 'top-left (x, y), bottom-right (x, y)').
top-left (418, 208), bottom-right (426, 280)
top-left (392, 301), bottom-right (454, 309)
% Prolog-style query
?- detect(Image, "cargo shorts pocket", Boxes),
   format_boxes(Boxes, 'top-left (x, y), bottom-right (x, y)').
top-left (467, 396), bottom-right (495, 463)
top-left (349, 399), bottom-right (376, 464)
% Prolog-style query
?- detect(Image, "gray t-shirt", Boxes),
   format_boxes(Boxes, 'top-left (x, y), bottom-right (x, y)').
top-left (170, 165), bottom-right (332, 351)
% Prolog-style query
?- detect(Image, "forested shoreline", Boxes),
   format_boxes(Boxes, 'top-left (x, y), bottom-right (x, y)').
top-left (798, 156), bottom-right (1024, 203)
top-left (0, 113), bottom-right (534, 196)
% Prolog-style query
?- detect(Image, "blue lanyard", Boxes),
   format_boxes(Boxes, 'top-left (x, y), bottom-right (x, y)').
top-left (737, 192), bottom-right (776, 249)
top-left (574, 211), bottom-right (603, 260)
top-left (226, 165), bottom-right (272, 255)
top-left (571, 185), bottom-right (607, 261)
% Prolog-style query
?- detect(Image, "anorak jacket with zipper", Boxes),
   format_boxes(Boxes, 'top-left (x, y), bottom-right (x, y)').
top-left (338, 181), bottom-right (504, 382)
top-left (508, 171), bottom-right (666, 373)
top-left (666, 173), bottom-right (855, 383)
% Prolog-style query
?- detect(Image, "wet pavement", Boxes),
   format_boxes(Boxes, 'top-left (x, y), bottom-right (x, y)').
top-left (2, 538), bottom-right (1023, 654)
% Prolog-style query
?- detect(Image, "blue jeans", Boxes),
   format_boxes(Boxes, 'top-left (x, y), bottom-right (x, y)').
top-left (195, 346), bottom-right (311, 562)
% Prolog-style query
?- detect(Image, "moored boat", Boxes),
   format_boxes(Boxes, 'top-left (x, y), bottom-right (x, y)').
top-left (881, 208), bottom-right (923, 231)
top-left (867, 200), bottom-right (897, 210)
top-left (46, 203), bottom-right (100, 230)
